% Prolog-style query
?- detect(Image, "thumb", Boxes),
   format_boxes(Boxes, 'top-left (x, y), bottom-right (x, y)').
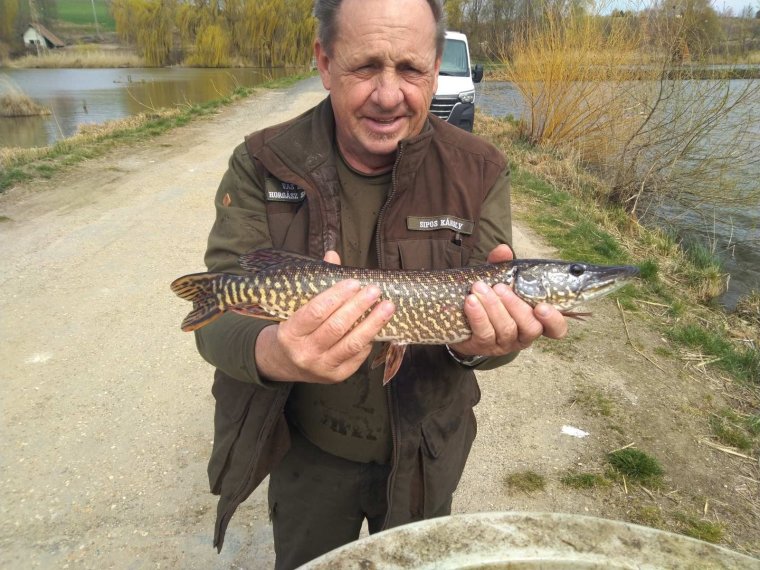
top-left (324, 250), bottom-right (341, 265)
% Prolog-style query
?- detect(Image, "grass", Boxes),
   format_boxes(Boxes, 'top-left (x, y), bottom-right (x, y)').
top-left (709, 409), bottom-right (758, 452)
top-left (8, 46), bottom-right (142, 69)
top-left (673, 512), bottom-right (725, 543)
top-left (0, 73), bottom-right (312, 193)
top-left (560, 472), bottom-right (611, 489)
top-left (607, 448), bottom-right (664, 487)
top-left (56, 0), bottom-right (116, 32)
top-left (504, 471), bottom-right (545, 493)
top-left (0, 93), bottom-right (50, 117)
top-left (666, 324), bottom-right (760, 384)
top-left (572, 385), bottom-right (614, 417)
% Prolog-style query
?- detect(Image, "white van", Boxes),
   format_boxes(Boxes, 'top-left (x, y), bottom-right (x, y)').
top-left (430, 31), bottom-right (483, 132)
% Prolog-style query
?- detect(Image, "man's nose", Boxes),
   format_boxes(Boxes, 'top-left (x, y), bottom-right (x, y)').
top-left (372, 70), bottom-right (403, 108)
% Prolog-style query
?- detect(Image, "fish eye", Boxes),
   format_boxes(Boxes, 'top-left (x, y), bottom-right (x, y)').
top-left (569, 264), bottom-right (585, 277)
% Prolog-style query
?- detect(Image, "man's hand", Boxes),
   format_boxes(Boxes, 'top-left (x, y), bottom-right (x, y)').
top-left (449, 244), bottom-right (568, 358)
top-left (254, 250), bottom-right (395, 384)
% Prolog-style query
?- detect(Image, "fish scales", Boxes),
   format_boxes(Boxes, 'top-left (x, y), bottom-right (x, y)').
top-left (226, 264), bottom-right (491, 344)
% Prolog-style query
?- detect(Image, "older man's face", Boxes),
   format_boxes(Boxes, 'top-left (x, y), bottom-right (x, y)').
top-left (316, 0), bottom-right (441, 174)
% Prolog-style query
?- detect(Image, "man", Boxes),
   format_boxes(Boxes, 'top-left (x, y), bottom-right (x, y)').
top-left (194, 0), bottom-right (567, 568)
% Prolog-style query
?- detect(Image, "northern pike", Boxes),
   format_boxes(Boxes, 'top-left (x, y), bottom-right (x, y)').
top-left (171, 249), bottom-right (639, 383)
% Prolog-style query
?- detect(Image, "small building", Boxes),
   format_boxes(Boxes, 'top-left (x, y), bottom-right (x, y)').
top-left (23, 23), bottom-right (65, 50)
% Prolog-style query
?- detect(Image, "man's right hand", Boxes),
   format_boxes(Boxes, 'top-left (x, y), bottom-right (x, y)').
top-left (253, 251), bottom-right (396, 384)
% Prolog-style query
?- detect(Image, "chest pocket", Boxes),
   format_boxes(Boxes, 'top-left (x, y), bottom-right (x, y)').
top-left (264, 177), bottom-right (310, 252)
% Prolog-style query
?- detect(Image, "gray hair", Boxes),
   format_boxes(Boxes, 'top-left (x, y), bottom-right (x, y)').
top-left (313, 0), bottom-right (446, 57)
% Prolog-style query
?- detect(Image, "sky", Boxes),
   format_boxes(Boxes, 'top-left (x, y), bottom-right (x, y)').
top-left (606, 0), bottom-right (759, 16)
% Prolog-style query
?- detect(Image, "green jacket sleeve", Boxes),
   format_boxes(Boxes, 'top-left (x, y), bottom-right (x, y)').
top-left (467, 164), bottom-right (520, 370)
top-left (193, 143), bottom-right (277, 386)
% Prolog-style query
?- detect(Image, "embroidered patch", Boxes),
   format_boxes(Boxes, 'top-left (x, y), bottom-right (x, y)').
top-left (266, 181), bottom-right (306, 203)
top-left (407, 215), bottom-right (474, 235)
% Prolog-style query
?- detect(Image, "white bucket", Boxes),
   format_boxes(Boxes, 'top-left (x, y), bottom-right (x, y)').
top-left (300, 512), bottom-right (758, 569)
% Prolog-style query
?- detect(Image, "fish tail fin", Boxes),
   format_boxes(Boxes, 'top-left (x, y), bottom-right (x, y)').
top-left (170, 273), bottom-right (225, 332)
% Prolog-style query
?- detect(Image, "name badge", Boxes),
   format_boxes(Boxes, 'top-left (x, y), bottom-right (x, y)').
top-left (266, 181), bottom-right (306, 203)
top-left (407, 215), bottom-right (474, 235)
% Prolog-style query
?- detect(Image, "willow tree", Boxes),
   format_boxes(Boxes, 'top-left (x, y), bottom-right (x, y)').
top-left (112, 0), bottom-right (174, 66)
top-left (234, 0), bottom-right (315, 67)
top-left (190, 23), bottom-right (230, 66)
top-left (0, 0), bottom-right (20, 44)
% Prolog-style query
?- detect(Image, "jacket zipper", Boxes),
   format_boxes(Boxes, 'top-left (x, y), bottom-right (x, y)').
top-left (379, 142), bottom-right (405, 530)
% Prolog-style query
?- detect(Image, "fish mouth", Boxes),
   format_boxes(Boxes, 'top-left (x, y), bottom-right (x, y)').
top-left (580, 265), bottom-right (640, 300)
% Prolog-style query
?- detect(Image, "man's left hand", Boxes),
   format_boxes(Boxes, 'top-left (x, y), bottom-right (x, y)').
top-left (449, 244), bottom-right (568, 358)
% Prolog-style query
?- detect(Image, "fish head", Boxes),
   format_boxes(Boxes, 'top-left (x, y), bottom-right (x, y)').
top-left (511, 260), bottom-right (639, 311)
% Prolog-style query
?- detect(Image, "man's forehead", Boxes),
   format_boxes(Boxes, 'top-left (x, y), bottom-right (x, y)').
top-left (335, 0), bottom-right (437, 48)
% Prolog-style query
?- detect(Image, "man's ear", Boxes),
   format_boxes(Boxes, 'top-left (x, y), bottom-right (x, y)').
top-left (314, 40), bottom-right (331, 91)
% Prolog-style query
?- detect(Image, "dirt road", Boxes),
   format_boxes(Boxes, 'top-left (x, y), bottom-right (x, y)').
top-left (1, 77), bottom-right (756, 569)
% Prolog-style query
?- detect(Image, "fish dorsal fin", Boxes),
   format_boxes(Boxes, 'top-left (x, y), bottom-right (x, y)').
top-left (238, 248), bottom-right (315, 272)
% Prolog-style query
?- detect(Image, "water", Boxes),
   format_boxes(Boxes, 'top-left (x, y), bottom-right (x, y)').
top-left (477, 80), bottom-right (760, 309)
top-left (0, 67), bottom-right (292, 148)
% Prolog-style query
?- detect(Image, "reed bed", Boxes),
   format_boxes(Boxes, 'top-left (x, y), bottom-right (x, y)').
top-left (8, 47), bottom-right (143, 69)
top-left (0, 93), bottom-right (51, 117)
top-left (0, 75), bottom-right (50, 117)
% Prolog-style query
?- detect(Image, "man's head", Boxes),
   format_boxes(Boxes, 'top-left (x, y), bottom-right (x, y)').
top-left (313, 0), bottom-right (445, 174)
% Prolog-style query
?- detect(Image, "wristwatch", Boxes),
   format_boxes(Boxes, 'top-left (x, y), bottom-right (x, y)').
top-left (445, 344), bottom-right (488, 367)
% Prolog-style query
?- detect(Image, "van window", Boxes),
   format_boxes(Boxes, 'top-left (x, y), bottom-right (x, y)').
top-left (440, 39), bottom-right (469, 77)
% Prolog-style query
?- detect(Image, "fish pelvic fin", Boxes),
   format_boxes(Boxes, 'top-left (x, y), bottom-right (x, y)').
top-left (170, 273), bottom-right (225, 332)
top-left (562, 310), bottom-right (592, 321)
top-left (372, 343), bottom-right (408, 386)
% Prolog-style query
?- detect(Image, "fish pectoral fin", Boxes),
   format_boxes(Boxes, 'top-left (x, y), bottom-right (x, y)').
top-left (378, 343), bottom-right (407, 386)
top-left (562, 310), bottom-right (592, 321)
top-left (229, 305), bottom-right (283, 321)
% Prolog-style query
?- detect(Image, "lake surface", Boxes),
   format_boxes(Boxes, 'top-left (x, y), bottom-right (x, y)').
top-left (477, 80), bottom-right (759, 309)
top-left (0, 67), bottom-right (293, 148)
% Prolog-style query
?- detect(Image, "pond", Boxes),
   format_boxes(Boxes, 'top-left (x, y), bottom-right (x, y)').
top-left (0, 67), bottom-right (293, 148)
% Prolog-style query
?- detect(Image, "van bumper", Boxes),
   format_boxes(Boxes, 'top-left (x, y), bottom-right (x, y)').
top-left (447, 102), bottom-right (475, 132)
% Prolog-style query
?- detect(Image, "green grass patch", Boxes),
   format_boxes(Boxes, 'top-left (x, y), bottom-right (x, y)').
top-left (607, 448), bottom-right (663, 486)
top-left (560, 472), bottom-right (611, 489)
top-left (511, 168), bottom-right (631, 266)
top-left (572, 385), bottom-right (614, 417)
top-left (56, 0), bottom-right (116, 31)
top-left (628, 505), bottom-right (666, 529)
top-left (504, 471), bottom-right (546, 493)
top-left (674, 512), bottom-right (725, 543)
top-left (667, 324), bottom-right (760, 384)
top-left (709, 409), bottom-right (758, 451)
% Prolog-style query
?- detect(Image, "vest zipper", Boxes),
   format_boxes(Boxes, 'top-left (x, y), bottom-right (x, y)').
top-left (379, 142), bottom-right (405, 530)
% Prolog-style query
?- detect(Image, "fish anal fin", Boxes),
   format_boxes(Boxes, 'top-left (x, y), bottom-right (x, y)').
top-left (381, 344), bottom-right (407, 386)
top-left (229, 305), bottom-right (284, 321)
top-left (181, 300), bottom-right (223, 332)
top-left (238, 249), bottom-right (316, 272)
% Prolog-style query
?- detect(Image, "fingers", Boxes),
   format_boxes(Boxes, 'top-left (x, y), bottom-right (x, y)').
top-left (452, 280), bottom-right (567, 357)
top-left (486, 243), bottom-right (515, 264)
top-left (258, 279), bottom-right (395, 384)
top-left (533, 303), bottom-right (568, 339)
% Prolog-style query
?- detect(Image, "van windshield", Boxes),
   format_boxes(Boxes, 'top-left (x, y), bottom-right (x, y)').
top-left (439, 39), bottom-right (469, 77)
